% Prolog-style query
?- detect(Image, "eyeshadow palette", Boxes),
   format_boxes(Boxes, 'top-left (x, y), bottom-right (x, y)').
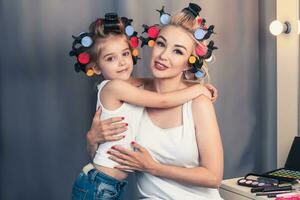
top-left (237, 177), bottom-right (275, 188)
top-left (265, 168), bottom-right (300, 180)
top-left (263, 137), bottom-right (300, 183)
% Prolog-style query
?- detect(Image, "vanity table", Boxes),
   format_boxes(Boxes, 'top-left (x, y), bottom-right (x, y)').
top-left (220, 177), bottom-right (297, 200)
top-left (220, 178), bottom-right (273, 200)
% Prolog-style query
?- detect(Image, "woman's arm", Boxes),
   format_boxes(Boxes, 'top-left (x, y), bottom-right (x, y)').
top-left (107, 96), bottom-right (223, 188)
top-left (102, 79), bottom-right (212, 109)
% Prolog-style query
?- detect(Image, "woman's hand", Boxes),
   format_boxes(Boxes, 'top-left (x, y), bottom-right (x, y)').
top-left (86, 106), bottom-right (128, 158)
top-left (204, 83), bottom-right (218, 102)
top-left (107, 142), bottom-right (158, 173)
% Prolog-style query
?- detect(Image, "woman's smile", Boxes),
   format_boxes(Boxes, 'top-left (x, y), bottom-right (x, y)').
top-left (153, 61), bottom-right (168, 71)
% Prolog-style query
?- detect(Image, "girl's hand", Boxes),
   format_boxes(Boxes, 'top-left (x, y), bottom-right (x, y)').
top-left (86, 106), bottom-right (128, 157)
top-left (204, 84), bottom-right (218, 102)
top-left (200, 86), bottom-right (213, 100)
top-left (107, 142), bottom-right (158, 173)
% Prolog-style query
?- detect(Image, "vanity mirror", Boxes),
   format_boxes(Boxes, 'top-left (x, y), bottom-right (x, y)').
top-left (275, 0), bottom-right (299, 168)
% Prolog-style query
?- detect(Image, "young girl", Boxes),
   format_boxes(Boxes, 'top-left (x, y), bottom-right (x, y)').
top-left (70, 13), bottom-right (215, 200)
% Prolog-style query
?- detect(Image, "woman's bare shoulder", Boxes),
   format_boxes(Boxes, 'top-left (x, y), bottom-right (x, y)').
top-left (193, 95), bottom-right (213, 106)
top-left (192, 95), bottom-right (215, 117)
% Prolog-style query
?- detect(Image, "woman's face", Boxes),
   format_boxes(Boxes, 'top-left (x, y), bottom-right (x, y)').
top-left (150, 25), bottom-right (195, 79)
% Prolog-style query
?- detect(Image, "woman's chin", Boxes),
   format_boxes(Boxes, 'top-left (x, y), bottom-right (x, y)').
top-left (151, 71), bottom-right (165, 79)
top-left (151, 67), bottom-right (166, 78)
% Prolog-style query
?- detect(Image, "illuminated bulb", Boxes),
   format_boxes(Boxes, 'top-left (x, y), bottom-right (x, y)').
top-left (269, 20), bottom-right (291, 36)
top-left (269, 20), bottom-right (283, 35)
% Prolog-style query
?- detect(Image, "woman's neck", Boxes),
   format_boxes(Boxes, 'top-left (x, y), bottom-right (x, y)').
top-left (152, 75), bottom-right (186, 93)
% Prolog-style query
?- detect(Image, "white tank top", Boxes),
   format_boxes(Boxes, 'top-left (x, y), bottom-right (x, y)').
top-left (93, 80), bottom-right (144, 169)
top-left (135, 101), bottom-right (223, 200)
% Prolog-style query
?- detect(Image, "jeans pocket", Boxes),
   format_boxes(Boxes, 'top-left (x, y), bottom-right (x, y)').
top-left (96, 182), bottom-right (119, 200)
top-left (72, 185), bottom-right (88, 200)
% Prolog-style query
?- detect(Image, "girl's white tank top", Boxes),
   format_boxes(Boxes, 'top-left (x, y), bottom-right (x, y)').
top-left (93, 80), bottom-right (144, 168)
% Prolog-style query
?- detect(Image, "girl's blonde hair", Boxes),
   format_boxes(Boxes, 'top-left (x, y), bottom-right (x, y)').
top-left (86, 17), bottom-right (129, 69)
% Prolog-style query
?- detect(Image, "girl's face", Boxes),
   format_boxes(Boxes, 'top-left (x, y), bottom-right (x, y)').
top-left (150, 25), bottom-right (195, 80)
top-left (95, 35), bottom-right (133, 80)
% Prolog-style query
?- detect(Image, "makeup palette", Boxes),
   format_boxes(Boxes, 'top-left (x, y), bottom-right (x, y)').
top-left (267, 169), bottom-right (300, 179)
top-left (263, 137), bottom-right (300, 183)
top-left (237, 177), bottom-right (273, 188)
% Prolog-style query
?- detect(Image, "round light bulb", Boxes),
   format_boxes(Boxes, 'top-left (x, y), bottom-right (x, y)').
top-left (269, 20), bottom-right (284, 36)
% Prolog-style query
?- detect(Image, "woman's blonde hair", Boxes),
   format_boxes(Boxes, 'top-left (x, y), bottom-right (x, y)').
top-left (169, 10), bottom-right (211, 83)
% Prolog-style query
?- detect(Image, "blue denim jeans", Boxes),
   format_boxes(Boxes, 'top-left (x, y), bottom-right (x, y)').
top-left (72, 168), bottom-right (127, 200)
